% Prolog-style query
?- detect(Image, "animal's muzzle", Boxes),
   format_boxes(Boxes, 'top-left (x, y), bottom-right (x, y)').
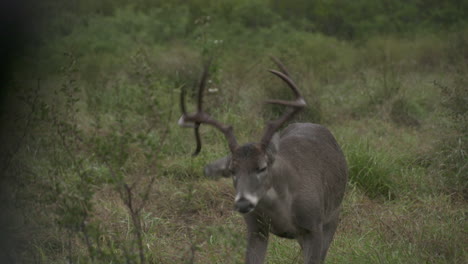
top-left (235, 197), bottom-right (255, 214)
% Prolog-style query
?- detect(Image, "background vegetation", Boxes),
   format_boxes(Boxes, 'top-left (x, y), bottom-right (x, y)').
top-left (1, 0), bottom-right (467, 263)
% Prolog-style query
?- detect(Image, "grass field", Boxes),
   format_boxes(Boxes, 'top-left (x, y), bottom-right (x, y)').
top-left (1, 1), bottom-right (467, 263)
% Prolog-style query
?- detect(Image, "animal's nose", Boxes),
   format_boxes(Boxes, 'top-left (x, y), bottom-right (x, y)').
top-left (235, 197), bottom-right (255, 214)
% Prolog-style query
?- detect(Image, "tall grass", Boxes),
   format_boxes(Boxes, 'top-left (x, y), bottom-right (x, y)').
top-left (345, 140), bottom-right (397, 199)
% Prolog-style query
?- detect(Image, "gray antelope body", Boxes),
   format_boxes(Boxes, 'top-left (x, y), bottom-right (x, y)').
top-left (179, 58), bottom-right (348, 264)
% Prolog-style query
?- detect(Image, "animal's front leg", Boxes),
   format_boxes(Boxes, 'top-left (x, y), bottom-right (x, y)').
top-left (245, 230), bottom-right (269, 264)
top-left (299, 228), bottom-right (323, 264)
top-left (244, 214), bottom-right (269, 264)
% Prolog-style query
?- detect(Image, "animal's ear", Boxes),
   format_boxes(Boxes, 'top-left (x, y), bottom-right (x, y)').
top-left (204, 155), bottom-right (231, 179)
top-left (266, 132), bottom-right (280, 161)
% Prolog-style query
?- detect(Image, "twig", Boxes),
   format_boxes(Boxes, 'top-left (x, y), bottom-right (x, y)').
top-left (123, 183), bottom-right (146, 264)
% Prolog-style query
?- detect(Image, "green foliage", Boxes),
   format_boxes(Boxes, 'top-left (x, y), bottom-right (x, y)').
top-left (272, 0), bottom-right (468, 39)
top-left (231, 0), bottom-right (280, 29)
top-left (345, 141), bottom-right (397, 200)
top-left (39, 0), bottom-right (468, 41)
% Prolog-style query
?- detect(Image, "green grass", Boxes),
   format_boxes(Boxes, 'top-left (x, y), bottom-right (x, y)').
top-left (345, 140), bottom-right (397, 200)
top-left (1, 1), bottom-right (467, 263)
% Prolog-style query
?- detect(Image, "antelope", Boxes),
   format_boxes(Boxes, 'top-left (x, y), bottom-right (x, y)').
top-left (178, 58), bottom-right (348, 264)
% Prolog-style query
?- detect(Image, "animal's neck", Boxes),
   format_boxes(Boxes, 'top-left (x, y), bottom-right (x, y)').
top-left (257, 177), bottom-right (297, 238)
top-left (270, 156), bottom-right (297, 195)
top-left (257, 157), bottom-right (295, 212)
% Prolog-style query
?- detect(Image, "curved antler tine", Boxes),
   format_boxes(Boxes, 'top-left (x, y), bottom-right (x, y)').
top-left (267, 70), bottom-right (301, 98)
top-left (264, 99), bottom-right (306, 107)
top-left (260, 59), bottom-right (306, 149)
top-left (180, 85), bottom-right (187, 115)
top-left (178, 59), bottom-right (238, 155)
top-left (192, 123), bottom-right (202, 156)
top-left (197, 59), bottom-right (211, 112)
top-left (191, 59), bottom-right (211, 155)
top-left (178, 86), bottom-right (195, 128)
top-left (270, 56), bottom-right (291, 77)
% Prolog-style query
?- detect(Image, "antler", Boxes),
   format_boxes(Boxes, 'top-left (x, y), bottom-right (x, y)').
top-left (178, 60), bottom-right (238, 155)
top-left (260, 57), bottom-right (306, 149)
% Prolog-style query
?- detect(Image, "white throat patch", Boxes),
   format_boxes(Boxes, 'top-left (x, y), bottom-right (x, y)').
top-left (265, 187), bottom-right (278, 200)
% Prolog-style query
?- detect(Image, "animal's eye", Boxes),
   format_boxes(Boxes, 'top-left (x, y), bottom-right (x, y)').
top-left (257, 167), bottom-right (267, 173)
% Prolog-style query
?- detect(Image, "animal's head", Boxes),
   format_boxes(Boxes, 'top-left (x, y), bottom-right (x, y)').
top-left (179, 57), bottom-right (305, 214)
top-left (204, 134), bottom-right (279, 213)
